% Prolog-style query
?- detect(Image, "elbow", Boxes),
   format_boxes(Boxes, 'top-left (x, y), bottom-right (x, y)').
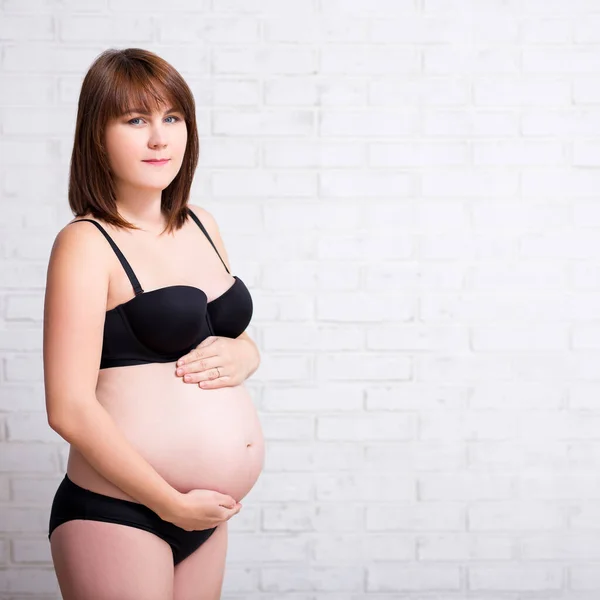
top-left (46, 397), bottom-right (91, 438)
top-left (45, 374), bottom-right (97, 416)
top-left (46, 397), bottom-right (71, 434)
top-left (48, 412), bottom-right (72, 437)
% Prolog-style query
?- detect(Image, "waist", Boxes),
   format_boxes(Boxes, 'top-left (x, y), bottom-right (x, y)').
top-left (69, 369), bottom-right (263, 501)
top-left (95, 360), bottom-right (249, 399)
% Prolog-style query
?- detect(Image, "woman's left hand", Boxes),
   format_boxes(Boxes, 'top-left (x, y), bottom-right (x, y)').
top-left (175, 335), bottom-right (258, 389)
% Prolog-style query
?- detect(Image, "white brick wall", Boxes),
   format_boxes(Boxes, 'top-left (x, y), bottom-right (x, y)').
top-left (1, 0), bottom-right (598, 598)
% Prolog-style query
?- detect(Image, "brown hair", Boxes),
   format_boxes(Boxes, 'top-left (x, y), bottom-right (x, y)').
top-left (68, 47), bottom-right (199, 234)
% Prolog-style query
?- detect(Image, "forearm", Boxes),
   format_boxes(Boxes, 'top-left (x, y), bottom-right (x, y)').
top-left (238, 334), bottom-right (260, 379)
top-left (49, 398), bottom-right (182, 520)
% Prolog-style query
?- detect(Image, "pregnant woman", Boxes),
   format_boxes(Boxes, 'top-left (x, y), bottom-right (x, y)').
top-left (43, 48), bottom-right (265, 600)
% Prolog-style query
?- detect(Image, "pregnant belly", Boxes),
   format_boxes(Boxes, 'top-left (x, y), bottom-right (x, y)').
top-left (67, 362), bottom-right (265, 504)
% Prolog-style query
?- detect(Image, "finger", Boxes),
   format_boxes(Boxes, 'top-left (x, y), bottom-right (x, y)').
top-left (197, 335), bottom-right (218, 348)
top-left (218, 506), bottom-right (236, 519)
top-left (221, 503), bottom-right (240, 515)
top-left (198, 375), bottom-right (233, 389)
top-left (224, 509), bottom-right (239, 522)
top-left (176, 350), bottom-right (220, 377)
top-left (183, 367), bottom-right (224, 385)
top-left (181, 344), bottom-right (219, 367)
top-left (176, 337), bottom-right (217, 367)
top-left (217, 494), bottom-right (237, 508)
top-left (178, 355), bottom-right (220, 379)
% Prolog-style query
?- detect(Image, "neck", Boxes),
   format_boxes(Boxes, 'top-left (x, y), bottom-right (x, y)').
top-left (114, 188), bottom-right (166, 233)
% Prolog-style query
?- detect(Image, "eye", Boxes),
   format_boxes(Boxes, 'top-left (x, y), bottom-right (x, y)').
top-left (127, 116), bottom-right (181, 125)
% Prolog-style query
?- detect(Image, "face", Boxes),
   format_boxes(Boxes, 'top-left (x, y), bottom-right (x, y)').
top-left (103, 101), bottom-right (188, 193)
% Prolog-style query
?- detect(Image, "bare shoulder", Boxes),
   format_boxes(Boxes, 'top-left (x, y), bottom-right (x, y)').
top-left (46, 217), bottom-right (113, 308)
top-left (46, 217), bottom-right (112, 320)
top-left (44, 219), bottom-right (112, 426)
top-left (187, 203), bottom-right (220, 236)
top-left (187, 203), bottom-right (231, 270)
top-left (52, 217), bottom-right (111, 257)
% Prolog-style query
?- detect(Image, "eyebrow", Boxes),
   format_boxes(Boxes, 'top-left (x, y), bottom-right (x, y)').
top-left (124, 106), bottom-right (179, 116)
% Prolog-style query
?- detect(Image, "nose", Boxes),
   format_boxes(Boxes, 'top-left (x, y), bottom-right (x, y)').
top-left (148, 123), bottom-right (168, 149)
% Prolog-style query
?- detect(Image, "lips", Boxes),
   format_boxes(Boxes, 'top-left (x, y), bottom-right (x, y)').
top-left (143, 159), bottom-right (170, 163)
top-left (142, 159), bottom-right (170, 166)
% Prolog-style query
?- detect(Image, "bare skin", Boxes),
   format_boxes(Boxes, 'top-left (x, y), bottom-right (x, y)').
top-left (66, 210), bottom-right (265, 504)
top-left (47, 101), bottom-right (264, 599)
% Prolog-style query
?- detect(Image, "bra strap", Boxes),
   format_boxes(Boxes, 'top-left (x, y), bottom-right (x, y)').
top-left (69, 219), bottom-right (144, 295)
top-left (186, 207), bottom-right (231, 274)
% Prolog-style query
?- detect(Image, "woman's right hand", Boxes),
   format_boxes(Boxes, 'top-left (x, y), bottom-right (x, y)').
top-left (161, 489), bottom-right (242, 531)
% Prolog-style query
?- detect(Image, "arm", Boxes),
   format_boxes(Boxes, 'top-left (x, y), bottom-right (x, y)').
top-left (44, 222), bottom-right (182, 519)
top-left (188, 204), bottom-right (261, 381)
top-left (236, 330), bottom-right (260, 379)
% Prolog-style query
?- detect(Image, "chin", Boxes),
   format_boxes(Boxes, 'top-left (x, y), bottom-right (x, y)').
top-left (134, 176), bottom-right (177, 190)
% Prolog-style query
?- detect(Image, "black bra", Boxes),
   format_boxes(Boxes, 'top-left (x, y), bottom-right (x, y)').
top-left (70, 207), bottom-right (253, 369)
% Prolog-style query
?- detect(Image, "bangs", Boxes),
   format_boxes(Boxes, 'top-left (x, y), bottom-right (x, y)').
top-left (104, 66), bottom-right (184, 120)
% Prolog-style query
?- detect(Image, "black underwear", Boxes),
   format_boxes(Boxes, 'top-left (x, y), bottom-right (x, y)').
top-left (48, 474), bottom-right (217, 565)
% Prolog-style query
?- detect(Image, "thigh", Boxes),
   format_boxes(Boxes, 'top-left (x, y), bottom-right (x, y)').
top-left (50, 519), bottom-right (174, 600)
top-left (173, 521), bottom-right (228, 600)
